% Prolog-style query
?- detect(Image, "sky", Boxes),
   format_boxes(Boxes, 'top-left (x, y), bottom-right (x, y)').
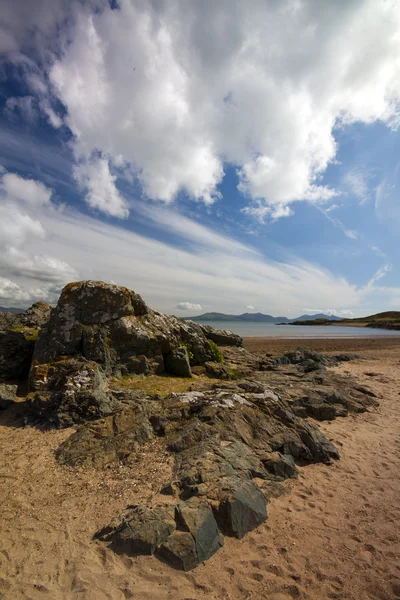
top-left (0, 0), bottom-right (399, 317)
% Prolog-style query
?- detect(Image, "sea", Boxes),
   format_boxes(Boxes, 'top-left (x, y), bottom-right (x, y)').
top-left (196, 321), bottom-right (400, 339)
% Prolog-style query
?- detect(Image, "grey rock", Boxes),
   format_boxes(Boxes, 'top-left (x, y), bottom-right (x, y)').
top-left (261, 451), bottom-right (298, 480)
top-left (215, 480), bottom-right (268, 539)
top-left (204, 361), bottom-right (232, 379)
top-left (0, 383), bottom-right (17, 409)
top-left (30, 281), bottom-right (228, 390)
top-left (30, 359), bottom-right (115, 427)
top-left (201, 326), bottom-right (243, 347)
top-left (174, 498), bottom-right (224, 565)
top-left (164, 347), bottom-right (192, 378)
top-left (95, 505), bottom-right (176, 555)
top-left (156, 531), bottom-right (198, 571)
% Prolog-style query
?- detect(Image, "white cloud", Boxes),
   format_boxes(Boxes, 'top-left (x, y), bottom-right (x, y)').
top-left (0, 168), bottom-right (78, 305)
top-left (0, 277), bottom-right (60, 306)
top-left (73, 156), bottom-right (129, 218)
top-left (1, 172), bottom-right (52, 206)
top-left (33, 0), bottom-right (400, 219)
top-left (176, 302), bottom-right (202, 312)
top-left (246, 305), bottom-right (255, 311)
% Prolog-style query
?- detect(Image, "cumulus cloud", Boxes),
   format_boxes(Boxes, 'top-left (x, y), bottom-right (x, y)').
top-left (176, 302), bottom-right (202, 312)
top-left (1, 172), bottom-right (52, 206)
top-left (246, 305), bottom-right (255, 310)
top-left (35, 0), bottom-right (400, 218)
top-left (0, 168), bottom-right (78, 305)
top-left (73, 156), bottom-right (129, 218)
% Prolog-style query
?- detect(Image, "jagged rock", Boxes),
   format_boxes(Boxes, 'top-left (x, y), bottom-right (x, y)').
top-left (29, 359), bottom-right (115, 427)
top-left (164, 347), bottom-right (192, 377)
top-left (17, 302), bottom-right (52, 329)
top-left (204, 361), bottom-right (233, 379)
top-left (214, 480), bottom-right (267, 539)
top-left (173, 498), bottom-right (224, 565)
top-left (0, 312), bottom-right (19, 331)
top-left (200, 326), bottom-right (243, 347)
top-left (95, 505), bottom-right (176, 555)
top-left (0, 383), bottom-right (17, 409)
top-left (157, 531), bottom-right (198, 571)
top-left (56, 403), bottom-right (156, 466)
top-left (158, 502), bottom-right (223, 570)
top-left (0, 329), bottom-right (37, 381)
top-left (262, 451), bottom-right (298, 480)
top-left (30, 281), bottom-right (230, 392)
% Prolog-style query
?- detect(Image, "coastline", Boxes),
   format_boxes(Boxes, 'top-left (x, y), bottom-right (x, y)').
top-left (243, 335), bottom-right (400, 355)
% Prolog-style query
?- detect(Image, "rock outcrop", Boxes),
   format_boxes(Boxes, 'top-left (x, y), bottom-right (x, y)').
top-left (30, 282), bottom-right (240, 400)
top-left (0, 302), bottom-right (52, 381)
top-left (57, 382), bottom-right (339, 569)
top-left (0, 280), bottom-right (380, 571)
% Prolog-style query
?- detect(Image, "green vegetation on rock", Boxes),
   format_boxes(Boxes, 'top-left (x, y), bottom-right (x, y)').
top-left (208, 339), bottom-right (223, 363)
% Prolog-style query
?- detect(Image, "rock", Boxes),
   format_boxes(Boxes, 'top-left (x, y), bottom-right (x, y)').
top-left (18, 302), bottom-right (52, 329)
top-left (95, 505), bottom-right (176, 555)
top-left (201, 326), bottom-right (243, 347)
top-left (156, 531), bottom-right (198, 571)
top-left (30, 281), bottom-right (226, 390)
top-left (124, 355), bottom-right (150, 375)
top-left (0, 383), bottom-right (17, 409)
top-left (204, 361), bottom-right (232, 379)
top-left (164, 347), bottom-right (192, 377)
top-left (261, 452), bottom-right (298, 480)
top-left (172, 498), bottom-right (224, 566)
top-left (0, 329), bottom-right (37, 381)
top-left (215, 480), bottom-right (268, 539)
top-left (29, 359), bottom-right (115, 427)
top-left (56, 403), bottom-right (156, 466)
top-left (0, 312), bottom-right (19, 331)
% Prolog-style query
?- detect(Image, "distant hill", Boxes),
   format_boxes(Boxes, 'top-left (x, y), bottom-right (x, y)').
top-left (295, 313), bottom-right (342, 322)
top-left (0, 306), bottom-right (24, 314)
top-left (290, 311), bottom-right (400, 330)
top-left (185, 312), bottom-right (341, 323)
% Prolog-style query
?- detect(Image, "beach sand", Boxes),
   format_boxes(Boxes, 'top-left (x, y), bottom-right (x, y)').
top-left (0, 337), bottom-right (399, 599)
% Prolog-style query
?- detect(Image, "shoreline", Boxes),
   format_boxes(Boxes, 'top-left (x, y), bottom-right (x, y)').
top-left (243, 335), bottom-right (400, 355)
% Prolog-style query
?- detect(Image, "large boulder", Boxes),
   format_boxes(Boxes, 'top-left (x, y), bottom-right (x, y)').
top-left (30, 281), bottom-right (229, 392)
top-left (200, 325), bottom-right (243, 347)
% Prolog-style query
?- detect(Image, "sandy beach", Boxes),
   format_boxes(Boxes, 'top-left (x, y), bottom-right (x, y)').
top-left (0, 337), bottom-right (399, 600)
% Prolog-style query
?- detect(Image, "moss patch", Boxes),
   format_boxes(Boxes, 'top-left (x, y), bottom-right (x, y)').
top-left (109, 373), bottom-right (212, 397)
top-left (10, 326), bottom-right (39, 341)
top-left (208, 340), bottom-right (223, 363)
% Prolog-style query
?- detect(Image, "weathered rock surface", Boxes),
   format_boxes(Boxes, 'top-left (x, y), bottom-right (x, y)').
top-left (200, 325), bottom-right (243, 347)
top-left (95, 505), bottom-right (176, 555)
top-left (0, 383), bottom-right (17, 409)
top-left (29, 358), bottom-right (115, 427)
top-left (17, 302), bottom-right (52, 329)
top-left (66, 382), bottom-right (341, 569)
top-left (0, 302), bottom-right (52, 382)
top-left (30, 281), bottom-right (236, 396)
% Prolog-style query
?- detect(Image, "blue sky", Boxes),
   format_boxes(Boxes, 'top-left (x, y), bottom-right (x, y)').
top-left (0, 0), bottom-right (399, 316)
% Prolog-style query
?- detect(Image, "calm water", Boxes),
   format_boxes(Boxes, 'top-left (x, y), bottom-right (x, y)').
top-left (196, 321), bottom-right (400, 339)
